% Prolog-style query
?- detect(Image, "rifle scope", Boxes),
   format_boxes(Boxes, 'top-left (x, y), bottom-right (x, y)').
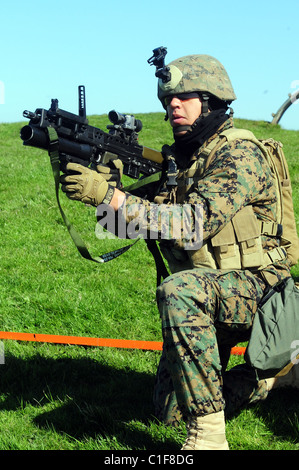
top-left (108, 110), bottom-right (142, 133)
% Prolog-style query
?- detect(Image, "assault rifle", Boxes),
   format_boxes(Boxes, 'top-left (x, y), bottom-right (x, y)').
top-left (20, 85), bottom-right (163, 179)
top-left (19, 86), bottom-right (165, 266)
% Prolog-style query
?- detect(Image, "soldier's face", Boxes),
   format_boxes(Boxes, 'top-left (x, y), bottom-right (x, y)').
top-left (166, 95), bottom-right (202, 136)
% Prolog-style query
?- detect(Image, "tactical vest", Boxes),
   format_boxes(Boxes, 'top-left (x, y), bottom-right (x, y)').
top-left (158, 128), bottom-right (299, 276)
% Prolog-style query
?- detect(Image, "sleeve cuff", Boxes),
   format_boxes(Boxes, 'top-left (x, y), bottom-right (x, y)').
top-left (102, 185), bottom-right (115, 205)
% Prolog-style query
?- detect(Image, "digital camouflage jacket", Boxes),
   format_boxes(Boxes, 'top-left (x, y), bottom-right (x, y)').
top-left (122, 119), bottom-right (291, 285)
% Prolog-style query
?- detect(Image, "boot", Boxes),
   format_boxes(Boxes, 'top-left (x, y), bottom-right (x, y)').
top-left (181, 410), bottom-right (229, 450)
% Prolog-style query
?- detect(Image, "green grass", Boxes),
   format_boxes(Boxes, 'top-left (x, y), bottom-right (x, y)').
top-left (0, 114), bottom-right (298, 450)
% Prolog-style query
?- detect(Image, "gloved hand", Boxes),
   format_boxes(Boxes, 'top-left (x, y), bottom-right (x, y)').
top-left (60, 162), bottom-right (114, 206)
top-left (96, 158), bottom-right (123, 188)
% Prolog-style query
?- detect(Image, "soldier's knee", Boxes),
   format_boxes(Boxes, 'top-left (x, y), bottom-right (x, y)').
top-left (157, 276), bottom-right (175, 301)
top-left (156, 276), bottom-right (177, 316)
top-left (156, 273), bottom-right (197, 326)
top-left (156, 270), bottom-right (217, 326)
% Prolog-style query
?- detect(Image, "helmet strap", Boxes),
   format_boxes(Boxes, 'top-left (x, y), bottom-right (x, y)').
top-left (173, 124), bottom-right (193, 135)
top-left (201, 93), bottom-right (210, 116)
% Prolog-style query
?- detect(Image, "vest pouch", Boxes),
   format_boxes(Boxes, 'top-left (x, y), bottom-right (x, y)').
top-left (211, 221), bottom-right (241, 269)
top-left (232, 206), bottom-right (264, 268)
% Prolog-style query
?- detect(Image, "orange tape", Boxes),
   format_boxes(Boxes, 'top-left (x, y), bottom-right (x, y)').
top-left (231, 346), bottom-right (246, 355)
top-left (0, 331), bottom-right (163, 351)
top-left (0, 331), bottom-right (246, 355)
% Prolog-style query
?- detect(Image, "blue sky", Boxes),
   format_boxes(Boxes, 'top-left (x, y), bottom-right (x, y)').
top-left (1, 0), bottom-right (298, 131)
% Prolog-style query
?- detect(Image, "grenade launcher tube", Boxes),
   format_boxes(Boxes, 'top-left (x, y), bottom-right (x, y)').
top-left (20, 125), bottom-right (94, 161)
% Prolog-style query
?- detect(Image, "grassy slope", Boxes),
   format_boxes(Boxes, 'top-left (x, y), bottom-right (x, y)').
top-left (0, 114), bottom-right (298, 450)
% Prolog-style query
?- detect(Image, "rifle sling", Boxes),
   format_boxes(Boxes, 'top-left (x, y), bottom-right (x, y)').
top-left (123, 171), bottom-right (162, 192)
top-left (145, 239), bottom-right (170, 286)
top-left (47, 127), bottom-right (139, 264)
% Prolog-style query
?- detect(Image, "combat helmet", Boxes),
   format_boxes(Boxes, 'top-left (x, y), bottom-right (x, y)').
top-left (158, 54), bottom-right (236, 110)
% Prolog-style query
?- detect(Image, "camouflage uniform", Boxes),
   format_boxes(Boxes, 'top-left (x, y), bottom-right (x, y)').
top-left (122, 116), bottom-right (291, 424)
top-left (121, 55), bottom-right (291, 425)
top-left (154, 268), bottom-right (266, 423)
top-left (59, 52), bottom-right (293, 430)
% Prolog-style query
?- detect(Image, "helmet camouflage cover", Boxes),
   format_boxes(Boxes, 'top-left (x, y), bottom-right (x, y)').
top-left (158, 54), bottom-right (237, 106)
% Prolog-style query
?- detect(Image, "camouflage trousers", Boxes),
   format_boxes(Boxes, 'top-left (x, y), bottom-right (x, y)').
top-left (154, 267), bottom-right (270, 425)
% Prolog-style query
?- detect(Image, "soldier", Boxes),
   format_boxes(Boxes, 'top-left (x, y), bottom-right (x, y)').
top-left (60, 54), bottom-right (297, 450)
